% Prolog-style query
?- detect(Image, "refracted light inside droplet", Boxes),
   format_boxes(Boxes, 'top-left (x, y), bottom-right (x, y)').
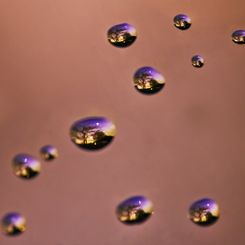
top-left (70, 116), bottom-right (116, 151)
top-left (12, 154), bottom-right (41, 179)
top-left (232, 30), bottom-right (245, 44)
top-left (134, 66), bottom-right (165, 94)
top-left (189, 198), bottom-right (220, 226)
top-left (107, 23), bottom-right (137, 48)
top-left (116, 196), bottom-right (153, 224)
top-left (192, 55), bottom-right (204, 68)
top-left (174, 14), bottom-right (191, 30)
top-left (40, 145), bottom-right (58, 161)
top-left (1, 212), bottom-right (26, 236)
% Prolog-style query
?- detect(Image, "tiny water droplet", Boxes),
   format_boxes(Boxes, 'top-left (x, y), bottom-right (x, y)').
top-left (70, 117), bottom-right (116, 151)
top-left (189, 198), bottom-right (220, 226)
top-left (12, 154), bottom-right (41, 179)
top-left (40, 145), bottom-right (58, 161)
top-left (232, 30), bottom-right (245, 44)
top-left (174, 14), bottom-right (191, 30)
top-left (134, 67), bottom-right (165, 94)
top-left (192, 55), bottom-right (204, 68)
top-left (107, 23), bottom-right (137, 48)
top-left (1, 212), bottom-right (26, 236)
top-left (116, 196), bottom-right (153, 224)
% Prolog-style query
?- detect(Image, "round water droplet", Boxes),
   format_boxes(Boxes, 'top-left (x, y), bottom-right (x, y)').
top-left (107, 23), bottom-right (137, 48)
top-left (1, 212), bottom-right (26, 236)
top-left (189, 198), bottom-right (220, 226)
top-left (70, 116), bottom-right (116, 151)
top-left (232, 30), bottom-right (245, 44)
top-left (174, 14), bottom-right (191, 30)
top-left (192, 55), bottom-right (204, 68)
top-left (40, 145), bottom-right (58, 161)
top-left (116, 196), bottom-right (153, 224)
top-left (134, 67), bottom-right (165, 94)
top-left (12, 154), bottom-right (41, 179)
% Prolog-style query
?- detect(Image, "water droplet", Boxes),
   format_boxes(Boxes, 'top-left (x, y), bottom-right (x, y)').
top-left (189, 198), bottom-right (220, 226)
top-left (116, 196), bottom-right (153, 224)
top-left (232, 30), bottom-right (245, 44)
top-left (174, 14), bottom-right (191, 30)
top-left (1, 212), bottom-right (26, 236)
top-left (70, 116), bottom-right (116, 151)
top-left (107, 23), bottom-right (137, 48)
top-left (40, 145), bottom-right (58, 161)
top-left (12, 154), bottom-right (41, 179)
top-left (192, 55), bottom-right (204, 68)
top-left (134, 67), bottom-right (165, 94)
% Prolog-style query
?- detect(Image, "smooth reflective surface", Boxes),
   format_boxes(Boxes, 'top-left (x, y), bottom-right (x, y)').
top-left (107, 23), bottom-right (137, 48)
top-left (134, 66), bottom-right (165, 94)
top-left (232, 30), bottom-right (245, 44)
top-left (189, 198), bottom-right (220, 226)
top-left (174, 14), bottom-right (191, 30)
top-left (12, 154), bottom-right (41, 179)
top-left (70, 116), bottom-right (116, 150)
top-left (116, 196), bottom-right (153, 224)
top-left (1, 212), bottom-right (26, 236)
top-left (40, 145), bottom-right (58, 161)
top-left (192, 55), bottom-right (204, 68)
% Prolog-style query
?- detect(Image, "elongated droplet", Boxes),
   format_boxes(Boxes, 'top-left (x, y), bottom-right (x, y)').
top-left (174, 14), bottom-right (191, 30)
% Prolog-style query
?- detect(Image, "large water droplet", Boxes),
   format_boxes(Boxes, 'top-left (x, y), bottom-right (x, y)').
top-left (40, 145), bottom-right (58, 161)
top-left (192, 55), bottom-right (204, 68)
top-left (189, 198), bottom-right (220, 226)
top-left (1, 212), bottom-right (26, 236)
top-left (134, 67), bottom-right (165, 94)
top-left (13, 154), bottom-right (41, 179)
top-left (70, 116), bottom-right (116, 150)
top-left (174, 14), bottom-right (191, 30)
top-left (116, 196), bottom-right (153, 224)
top-left (107, 23), bottom-right (137, 48)
top-left (232, 30), bottom-right (245, 44)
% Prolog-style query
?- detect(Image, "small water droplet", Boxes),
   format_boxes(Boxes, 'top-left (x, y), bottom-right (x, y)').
top-left (107, 23), bottom-right (137, 48)
top-left (134, 67), bottom-right (165, 94)
top-left (1, 212), bottom-right (26, 236)
top-left (40, 145), bottom-right (58, 161)
top-left (189, 198), bottom-right (220, 226)
top-left (192, 55), bottom-right (204, 68)
top-left (174, 14), bottom-right (191, 30)
top-left (12, 154), bottom-right (41, 179)
top-left (232, 30), bottom-right (245, 44)
top-left (70, 116), bottom-right (116, 151)
top-left (116, 196), bottom-right (153, 224)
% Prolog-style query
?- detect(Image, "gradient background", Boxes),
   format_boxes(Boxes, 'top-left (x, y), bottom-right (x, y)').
top-left (0, 0), bottom-right (245, 244)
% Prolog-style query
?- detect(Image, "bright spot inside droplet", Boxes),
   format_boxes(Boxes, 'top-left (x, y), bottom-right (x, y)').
top-left (1, 212), bottom-right (26, 236)
top-left (189, 198), bottom-right (220, 226)
top-left (107, 23), bottom-right (137, 48)
top-left (70, 116), bottom-right (116, 151)
top-left (174, 14), bottom-right (191, 30)
top-left (134, 66), bottom-right (165, 94)
top-left (232, 30), bottom-right (245, 44)
top-left (116, 196), bottom-right (153, 225)
top-left (12, 154), bottom-right (41, 179)
top-left (192, 55), bottom-right (204, 68)
top-left (40, 145), bottom-right (58, 161)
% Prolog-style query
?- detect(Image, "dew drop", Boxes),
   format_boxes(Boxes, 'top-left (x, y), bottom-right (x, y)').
top-left (189, 198), bottom-right (220, 226)
top-left (134, 66), bottom-right (165, 95)
top-left (12, 154), bottom-right (41, 179)
top-left (192, 55), bottom-right (204, 68)
top-left (1, 212), bottom-right (26, 236)
top-left (174, 14), bottom-right (191, 30)
top-left (40, 145), bottom-right (58, 161)
top-left (116, 196), bottom-right (153, 224)
top-left (232, 30), bottom-right (245, 44)
top-left (107, 23), bottom-right (137, 48)
top-left (70, 116), bottom-right (116, 151)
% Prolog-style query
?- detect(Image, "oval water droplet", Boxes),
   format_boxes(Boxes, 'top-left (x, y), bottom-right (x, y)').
top-left (70, 116), bottom-right (116, 151)
top-left (174, 14), bottom-right (191, 30)
top-left (232, 30), bottom-right (245, 44)
top-left (40, 145), bottom-right (58, 161)
top-left (116, 196), bottom-right (153, 224)
top-left (192, 55), bottom-right (204, 68)
top-left (107, 23), bottom-right (137, 48)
